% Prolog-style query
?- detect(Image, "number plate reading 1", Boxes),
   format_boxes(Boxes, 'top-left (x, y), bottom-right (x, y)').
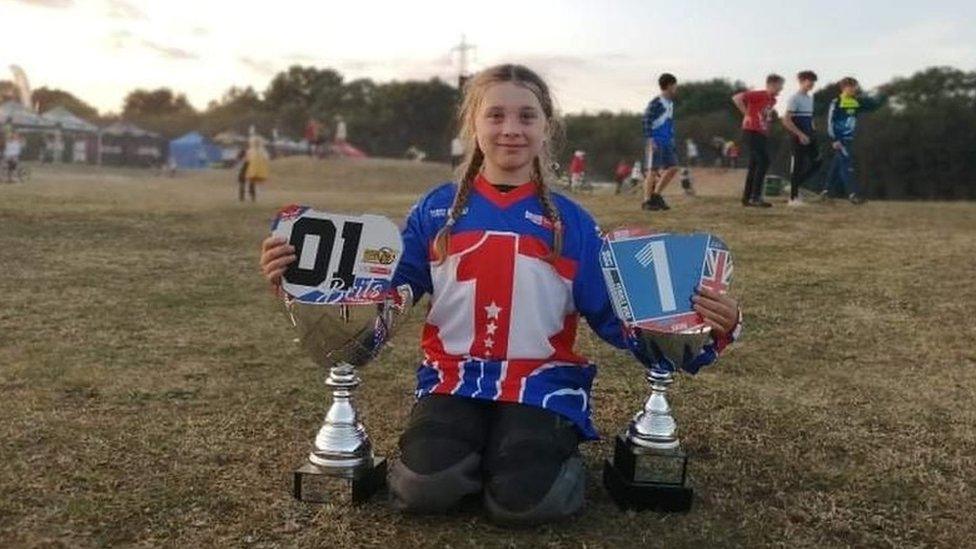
top-left (600, 230), bottom-right (733, 333)
top-left (270, 206), bottom-right (404, 304)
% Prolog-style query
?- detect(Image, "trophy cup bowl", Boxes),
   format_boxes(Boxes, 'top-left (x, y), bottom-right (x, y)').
top-left (287, 295), bottom-right (404, 504)
top-left (603, 326), bottom-right (712, 513)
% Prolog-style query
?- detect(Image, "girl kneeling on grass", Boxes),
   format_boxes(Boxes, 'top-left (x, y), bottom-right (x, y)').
top-left (259, 64), bottom-right (741, 525)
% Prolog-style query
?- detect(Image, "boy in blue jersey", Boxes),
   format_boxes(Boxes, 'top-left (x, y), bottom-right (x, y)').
top-left (821, 77), bottom-right (886, 205)
top-left (640, 73), bottom-right (679, 211)
top-left (781, 71), bottom-right (822, 205)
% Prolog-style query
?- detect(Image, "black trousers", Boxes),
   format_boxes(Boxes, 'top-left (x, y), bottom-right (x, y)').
top-left (790, 137), bottom-right (822, 199)
top-left (742, 131), bottom-right (769, 204)
top-left (391, 394), bottom-right (583, 521)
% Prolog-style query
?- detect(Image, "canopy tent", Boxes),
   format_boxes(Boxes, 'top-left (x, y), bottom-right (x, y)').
top-left (101, 121), bottom-right (160, 138)
top-left (168, 131), bottom-right (222, 169)
top-left (2, 101), bottom-right (56, 161)
top-left (212, 130), bottom-right (247, 146)
top-left (41, 106), bottom-right (98, 133)
top-left (40, 106), bottom-right (99, 163)
top-left (100, 121), bottom-right (164, 167)
top-left (1, 100), bottom-right (55, 131)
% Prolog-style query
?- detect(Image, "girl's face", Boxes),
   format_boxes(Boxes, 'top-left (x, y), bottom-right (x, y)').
top-left (475, 81), bottom-right (547, 180)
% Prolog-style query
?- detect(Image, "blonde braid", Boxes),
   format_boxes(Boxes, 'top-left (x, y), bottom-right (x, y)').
top-left (533, 157), bottom-right (563, 261)
top-left (433, 147), bottom-right (483, 263)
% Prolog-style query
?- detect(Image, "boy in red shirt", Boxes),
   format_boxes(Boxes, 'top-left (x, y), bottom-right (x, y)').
top-left (732, 74), bottom-right (785, 207)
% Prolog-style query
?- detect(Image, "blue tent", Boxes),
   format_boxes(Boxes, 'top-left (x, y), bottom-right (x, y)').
top-left (168, 132), bottom-right (222, 169)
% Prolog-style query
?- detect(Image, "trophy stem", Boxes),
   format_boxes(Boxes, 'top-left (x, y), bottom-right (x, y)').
top-left (628, 367), bottom-right (680, 450)
top-left (308, 361), bottom-right (373, 471)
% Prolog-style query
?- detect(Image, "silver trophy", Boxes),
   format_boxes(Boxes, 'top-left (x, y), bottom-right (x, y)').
top-left (602, 327), bottom-right (712, 512)
top-left (288, 296), bottom-right (407, 504)
top-left (599, 229), bottom-right (733, 512)
top-left (271, 207), bottom-right (409, 504)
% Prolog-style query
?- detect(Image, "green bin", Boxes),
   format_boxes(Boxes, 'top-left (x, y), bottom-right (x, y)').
top-left (763, 175), bottom-right (785, 197)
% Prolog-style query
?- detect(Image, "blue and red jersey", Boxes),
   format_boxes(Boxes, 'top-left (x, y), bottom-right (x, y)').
top-left (392, 174), bottom-right (733, 439)
top-left (642, 95), bottom-right (675, 146)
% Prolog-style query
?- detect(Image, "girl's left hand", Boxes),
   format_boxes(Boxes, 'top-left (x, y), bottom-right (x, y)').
top-left (692, 286), bottom-right (740, 336)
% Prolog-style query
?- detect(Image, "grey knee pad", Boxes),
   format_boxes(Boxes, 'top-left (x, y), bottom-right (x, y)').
top-left (388, 452), bottom-right (482, 514)
top-left (484, 454), bottom-right (586, 525)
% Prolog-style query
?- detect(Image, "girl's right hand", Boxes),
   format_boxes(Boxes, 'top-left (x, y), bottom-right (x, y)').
top-left (260, 236), bottom-right (296, 294)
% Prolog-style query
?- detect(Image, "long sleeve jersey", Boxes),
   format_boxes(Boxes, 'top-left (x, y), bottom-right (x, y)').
top-left (391, 174), bottom-right (732, 439)
top-left (827, 94), bottom-right (885, 142)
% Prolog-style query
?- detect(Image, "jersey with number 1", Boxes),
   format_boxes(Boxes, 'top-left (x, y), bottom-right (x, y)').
top-left (392, 174), bottom-right (725, 439)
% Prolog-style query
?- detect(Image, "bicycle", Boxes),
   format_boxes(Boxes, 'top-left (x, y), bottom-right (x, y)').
top-left (1, 160), bottom-right (30, 183)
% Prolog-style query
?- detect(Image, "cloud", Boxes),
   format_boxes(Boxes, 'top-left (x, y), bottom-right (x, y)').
top-left (106, 0), bottom-right (145, 20)
top-left (285, 53), bottom-right (319, 63)
top-left (141, 40), bottom-right (198, 60)
top-left (239, 57), bottom-right (275, 75)
top-left (9, 0), bottom-right (72, 7)
top-left (189, 26), bottom-right (208, 37)
top-left (105, 29), bottom-right (132, 50)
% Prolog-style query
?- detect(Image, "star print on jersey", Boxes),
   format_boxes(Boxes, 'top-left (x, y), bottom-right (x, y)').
top-left (482, 302), bottom-right (502, 356)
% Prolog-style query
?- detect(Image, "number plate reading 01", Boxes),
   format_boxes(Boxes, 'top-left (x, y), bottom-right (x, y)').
top-left (271, 206), bottom-right (404, 304)
top-left (600, 228), bottom-right (732, 333)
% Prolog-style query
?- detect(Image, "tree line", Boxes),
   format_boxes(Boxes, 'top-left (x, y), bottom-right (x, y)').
top-left (2, 65), bottom-right (972, 199)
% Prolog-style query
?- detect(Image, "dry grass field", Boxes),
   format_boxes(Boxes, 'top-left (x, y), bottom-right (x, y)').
top-left (1, 157), bottom-right (974, 548)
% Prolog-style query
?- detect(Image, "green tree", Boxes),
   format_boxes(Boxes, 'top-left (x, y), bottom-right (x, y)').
top-left (673, 78), bottom-right (745, 119)
top-left (264, 66), bottom-right (344, 112)
top-left (123, 88), bottom-right (196, 118)
top-left (33, 87), bottom-right (99, 119)
top-left (360, 78), bottom-right (458, 159)
top-left (884, 66), bottom-right (976, 107)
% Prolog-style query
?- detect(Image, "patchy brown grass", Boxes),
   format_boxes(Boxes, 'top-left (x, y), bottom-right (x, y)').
top-left (1, 159), bottom-right (974, 548)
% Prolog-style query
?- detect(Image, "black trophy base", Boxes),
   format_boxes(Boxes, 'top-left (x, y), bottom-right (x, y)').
top-left (293, 456), bottom-right (387, 504)
top-left (603, 434), bottom-right (693, 513)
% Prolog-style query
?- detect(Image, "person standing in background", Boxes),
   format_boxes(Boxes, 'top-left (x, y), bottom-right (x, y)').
top-left (242, 136), bottom-right (269, 202)
top-left (782, 71), bottom-right (822, 206)
top-left (732, 74), bottom-right (785, 208)
top-left (641, 73), bottom-right (680, 211)
top-left (821, 77), bottom-right (886, 205)
top-left (685, 138), bottom-right (699, 166)
top-left (613, 159), bottom-right (631, 194)
top-left (3, 132), bottom-right (23, 182)
top-left (304, 118), bottom-right (319, 157)
top-left (727, 141), bottom-right (740, 168)
top-left (568, 150), bottom-right (586, 191)
top-left (335, 115), bottom-right (348, 144)
top-left (450, 136), bottom-right (464, 168)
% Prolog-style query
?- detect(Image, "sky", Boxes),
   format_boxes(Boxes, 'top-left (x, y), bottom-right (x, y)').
top-left (2, 0), bottom-right (975, 115)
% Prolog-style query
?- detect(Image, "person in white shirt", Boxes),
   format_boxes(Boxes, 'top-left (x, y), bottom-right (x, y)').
top-left (686, 138), bottom-right (699, 166)
top-left (450, 136), bottom-right (464, 168)
top-left (334, 115), bottom-right (348, 143)
top-left (3, 133), bottom-right (23, 181)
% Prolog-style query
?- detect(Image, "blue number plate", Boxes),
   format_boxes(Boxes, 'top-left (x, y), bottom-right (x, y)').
top-left (600, 228), bottom-right (733, 333)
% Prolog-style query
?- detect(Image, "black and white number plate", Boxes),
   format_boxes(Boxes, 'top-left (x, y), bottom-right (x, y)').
top-left (270, 205), bottom-right (403, 305)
